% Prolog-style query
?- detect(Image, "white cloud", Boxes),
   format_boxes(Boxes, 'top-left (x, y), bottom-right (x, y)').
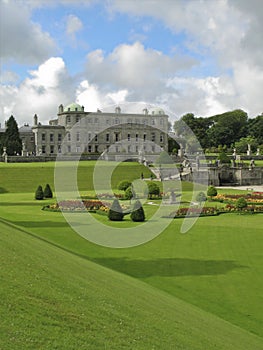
top-left (66, 14), bottom-right (83, 37)
top-left (0, 1), bottom-right (56, 64)
top-left (0, 57), bottom-right (73, 125)
top-left (84, 42), bottom-right (196, 101)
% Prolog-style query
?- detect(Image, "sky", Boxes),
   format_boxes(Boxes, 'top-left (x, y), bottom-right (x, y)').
top-left (0, 0), bottom-right (262, 126)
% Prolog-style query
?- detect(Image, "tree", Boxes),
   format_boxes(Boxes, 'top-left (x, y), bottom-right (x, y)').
top-left (4, 115), bottom-right (22, 155)
top-left (108, 198), bottom-right (124, 221)
top-left (35, 185), bottom-right (44, 200)
top-left (125, 186), bottom-right (133, 200)
top-left (234, 136), bottom-right (258, 154)
top-left (196, 191), bottom-right (207, 205)
top-left (130, 200), bottom-right (145, 222)
top-left (44, 184), bottom-right (53, 198)
top-left (248, 114), bottom-right (263, 145)
top-left (147, 182), bottom-right (160, 199)
top-left (207, 186), bottom-right (217, 200)
top-left (218, 151), bottom-right (231, 164)
top-left (236, 197), bottom-right (247, 211)
top-left (207, 110), bottom-right (248, 147)
top-left (117, 180), bottom-right (132, 191)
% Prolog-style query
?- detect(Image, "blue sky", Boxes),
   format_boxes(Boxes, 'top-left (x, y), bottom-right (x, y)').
top-left (0, 0), bottom-right (262, 125)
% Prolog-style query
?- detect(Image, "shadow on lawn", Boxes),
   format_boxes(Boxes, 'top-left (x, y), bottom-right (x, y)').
top-left (12, 220), bottom-right (74, 228)
top-left (91, 257), bottom-right (247, 278)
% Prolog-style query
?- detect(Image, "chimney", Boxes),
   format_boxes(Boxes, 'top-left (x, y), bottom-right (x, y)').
top-left (58, 104), bottom-right (64, 113)
top-left (34, 114), bottom-right (38, 126)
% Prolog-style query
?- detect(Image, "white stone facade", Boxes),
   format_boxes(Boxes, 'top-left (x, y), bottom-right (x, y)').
top-left (32, 103), bottom-right (169, 160)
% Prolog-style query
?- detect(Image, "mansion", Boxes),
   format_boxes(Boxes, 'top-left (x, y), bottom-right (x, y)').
top-left (4, 103), bottom-right (170, 161)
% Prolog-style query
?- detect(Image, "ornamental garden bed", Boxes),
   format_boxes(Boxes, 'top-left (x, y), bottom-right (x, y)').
top-left (212, 192), bottom-right (263, 204)
top-left (42, 199), bottom-right (130, 214)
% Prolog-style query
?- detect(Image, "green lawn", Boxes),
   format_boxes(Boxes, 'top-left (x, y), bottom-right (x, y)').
top-left (1, 161), bottom-right (263, 348)
top-left (1, 219), bottom-right (263, 350)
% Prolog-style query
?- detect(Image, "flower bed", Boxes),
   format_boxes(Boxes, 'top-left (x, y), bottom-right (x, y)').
top-left (213, 192), bottom-right (263, 204)
top-left (43, 199), bottom-right (111, 212)
top-left (167, 206), bottom-right (220, 218)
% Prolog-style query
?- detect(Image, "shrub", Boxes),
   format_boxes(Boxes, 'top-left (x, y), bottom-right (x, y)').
top-left (117, 180), bottom-right (132, 191)
top-left (147, 182), bottom-right (160, 199)
top-left (236, 197), bottom-right (247, 211)
top-left (196, 191), bottom-right (207, 205)
top-left (207, 186), bottom-right (217, 199)
top-left (35, 185), bottom-right (44, 200)
top-left (108, 199), bottom-right (124, 221)
top-left (130, 200), bottom-right (145, 222)
top-left (218, 152), bottom-right (231, 164)
top-left (125, 186), bottom-right (134, 200)
top-left (44, 184), bottom-right (53, 198)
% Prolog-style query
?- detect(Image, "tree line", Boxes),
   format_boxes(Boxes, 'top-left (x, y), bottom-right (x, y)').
top-left (173, 110), bottom-right (263, 153)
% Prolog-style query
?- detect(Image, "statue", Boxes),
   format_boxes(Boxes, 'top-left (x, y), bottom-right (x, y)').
top-left (247, 144), bottom-right (251, 156)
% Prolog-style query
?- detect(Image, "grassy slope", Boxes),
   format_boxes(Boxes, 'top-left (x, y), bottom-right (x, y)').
top-left (1, 192), bottom-right (263, 339)
top-left (1, 219), bottom-right (263, 350)
top-left (0, 161), bottom-right (153, 193)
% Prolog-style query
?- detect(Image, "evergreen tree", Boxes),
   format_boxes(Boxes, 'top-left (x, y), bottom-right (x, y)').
top-left (108, 198), bottom-right (124, 221)
top-left (4, 115), bottom-right (22, 155)
top-left (35, 185), bottom-right (44, 200)
top-left (130, 200), bottom-right (145, 222)
top-left (196, 191), bottom-right (207, 205)
top-left (44, 184), bottom-right (53, 198)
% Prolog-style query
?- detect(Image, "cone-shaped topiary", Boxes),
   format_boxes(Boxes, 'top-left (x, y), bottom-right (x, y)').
top-left (130, 200), bottom-right (145, 222)
top-left (196, 191), bottom-right (207, 205)
top-left (108, 198), bottom-right (124, 221)
top-left (125, 186), bottom-right (134, 200)
top-left (44, 184), bottom-right (53, 198)
top-left (35, 185), bottom-right (44, 200)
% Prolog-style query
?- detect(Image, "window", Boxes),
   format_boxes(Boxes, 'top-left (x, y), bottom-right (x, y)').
top-left (88, 145), bottom-right (92, 153)
top-left (143, 134), bottom-right (146, 142)
top-left (50, 134), bottom-right (54, 142)
top-left (41, 133), bottom-right (45, 142)
top-left (67, 145), bottom-right (71, 153)
top-left (151, 119), bottom-right (155, 126)
top-left (58, 133), bottom-right (62, 142)
top-left (76, 146), bottom-right (81, 153)
top-left (106, 119), bottom-right (110, 125)
top-left (115, 118), bottom-right (120, 125)
top-left (41, 145), bottom-right (46, 154)
top-left (106, 133), bottom-right (110, 142)
top-left (66, 116), bottom-right (71, 124)
top-left (58, 145), bottom-right (61, 153)
top-left (76, 116), bottom-right (80, 123)
top-left (88, 133), bottom-right (91, 141)
top-left (135, 134), bottom-right (138, 142)
top-left (115, 133), bottom-right (120, 142)
top-left (160, 118), bottom-right (164, 126)
top-left (160, 134), bottom-right (164, 143)
top-left (152, 145), bottom-right (155, 152)
top-left (127, 133), bottom-right (131, 141)
top-left (50, 145), bottom-right (54, 154)
top-left (67, 133), bottom-right (71, 141)
top-left (94, 134), bottom-right (98, 142)
top-left (143, 119), bottom-right (148, 125)
top-left (136, 146), bottom-right (138, 153)
top-left (76, 132), bottom-right (80, 142)
top-left (151, 133), bottom-right (155, 142)
top-left (128, 145), bottom-right (131, 153)
top-left (95, 145), bottom-right (99, 153)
